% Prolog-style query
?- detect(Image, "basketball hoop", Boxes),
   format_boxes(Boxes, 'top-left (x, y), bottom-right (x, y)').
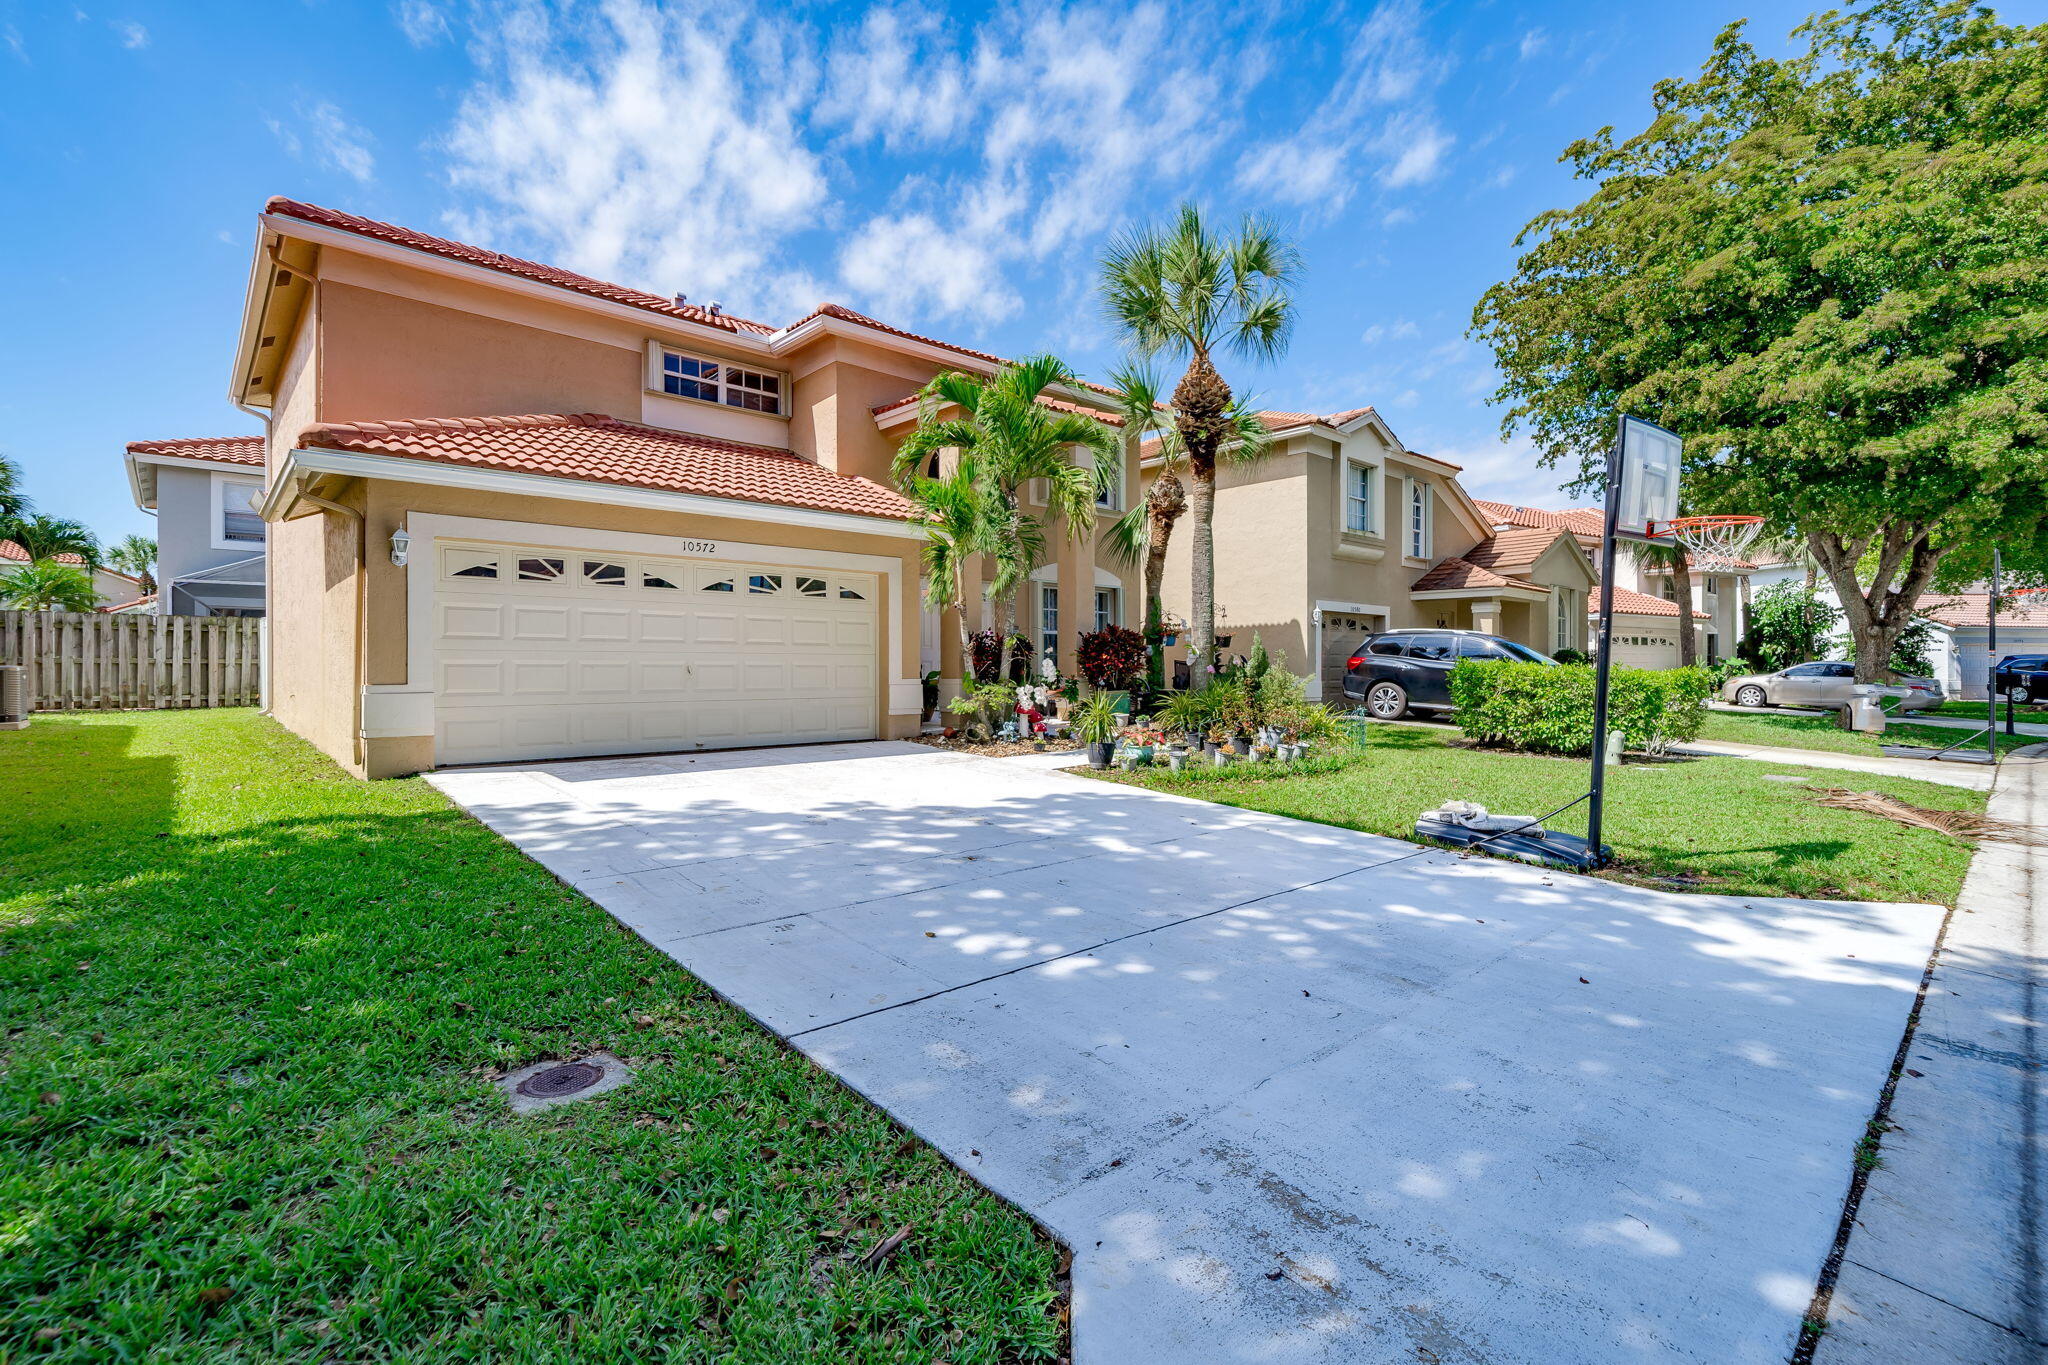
top-left (1654, 515), bottom-right (1765, 573)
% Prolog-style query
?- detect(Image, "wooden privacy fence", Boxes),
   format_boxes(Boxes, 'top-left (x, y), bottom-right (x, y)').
top-left (0, 611), bottom-right (261, 711)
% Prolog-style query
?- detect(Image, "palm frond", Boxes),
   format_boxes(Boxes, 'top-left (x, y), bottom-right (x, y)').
top-left (1102, 502), bottom-right (1149, 570)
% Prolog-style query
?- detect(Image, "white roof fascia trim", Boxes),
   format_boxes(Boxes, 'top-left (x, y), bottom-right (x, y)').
top-left (261, 213), bottom-right (776, 357)
top-left (284, 445), bottom-right (925, 540)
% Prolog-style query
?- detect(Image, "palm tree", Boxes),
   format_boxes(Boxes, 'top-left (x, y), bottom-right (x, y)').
top-left (3, 514), bottom-right (102, 570)
top-left (1103, 363), bottom-right (1270, 689)
top-left (902, 456), bottom-right (1004, 692)
top-left (1100, 203), bottom-right (1300, 671)
top-left (108, 534), bottom-right (158, 594)
top-left (1629, 539), bottom-right (1700, 667)
top-left (0, 560), bottom-right (99, 612)
top-left (0, 451), bottom-right (28, 522)
top-left (892, 355), bottom-right (1122, 655)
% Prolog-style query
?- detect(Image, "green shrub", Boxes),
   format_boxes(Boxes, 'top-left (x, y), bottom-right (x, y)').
top-left (1449, 661), bottom-right (1714, 756)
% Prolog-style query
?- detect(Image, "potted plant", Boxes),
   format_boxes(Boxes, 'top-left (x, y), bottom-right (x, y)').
top-left (1204, 724), bottom-right (1225, 759)
top-left (1072, 694), bottom-right (1120, 770)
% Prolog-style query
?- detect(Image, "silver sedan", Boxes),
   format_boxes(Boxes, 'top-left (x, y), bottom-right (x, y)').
top-left (1719, 660), bottom-right (1944, 712)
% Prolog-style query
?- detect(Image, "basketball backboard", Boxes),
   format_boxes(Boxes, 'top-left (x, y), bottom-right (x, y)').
top-left (1614, 416), bottom-right (1682, 538)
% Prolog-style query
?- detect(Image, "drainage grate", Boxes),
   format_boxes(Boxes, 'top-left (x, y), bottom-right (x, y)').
top-left (515, 1061), bottom-right (605, 1099)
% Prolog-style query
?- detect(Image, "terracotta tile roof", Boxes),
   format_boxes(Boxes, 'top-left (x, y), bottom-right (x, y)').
top-left (1462, 526), bottom-right (1568, 575)
top-left (1918, 592), bottom-right (2048, 629)
top-left (1594, 584), bottom-right (1708, 619)
top-left (1410, 556), bottom-right (1541, 594)
top-left (869, 390), bottom-right (1124, 426)
top-left (785, 303), bottom-right (1117, 397)
top-left (297, 413), bottom-right (916, 522)
top-left (1475, 498), bottom-right (1607, 539)
top-left (100, 593), bottom-right (157, 614)
top-left (126, 435), bottom-right (266, 466)
top-left (1, 541), bottom-right (92, 567)
top-left (266, 199), bottom-right (779, 336)
top-left (1254, 407), bottom-right (1372, 432)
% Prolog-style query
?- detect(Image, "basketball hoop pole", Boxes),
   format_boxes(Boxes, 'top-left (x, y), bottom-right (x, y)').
top-left (1990, 549), bottom-right (2003, 756)
top-left (1586, 415), bottom-right (1626, 868)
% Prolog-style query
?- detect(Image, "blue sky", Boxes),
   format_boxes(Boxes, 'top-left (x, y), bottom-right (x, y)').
top-left (9, 0), bottom-right (2033, 545)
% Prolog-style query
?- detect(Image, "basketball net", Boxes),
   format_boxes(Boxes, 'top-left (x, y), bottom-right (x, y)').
top-left (1656, 515), bottom-right (1765, 574)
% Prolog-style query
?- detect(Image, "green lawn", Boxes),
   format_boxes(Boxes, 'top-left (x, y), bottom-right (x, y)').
top-left (1092, 726), bottom-right (1985, 904)
top-left (0, 711), bottom-right (1061, 1364)
top-left (1699, 708), bottom-right (2038, 758)
top-left (1923, 698), bottom-right (2048, 723)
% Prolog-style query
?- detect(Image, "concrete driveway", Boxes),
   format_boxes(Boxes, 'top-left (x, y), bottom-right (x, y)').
top-left (430, 741), bottom-right (1944, 1363)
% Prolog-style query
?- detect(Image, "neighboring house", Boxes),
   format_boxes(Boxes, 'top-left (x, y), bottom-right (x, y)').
top-left (1917, 593), bottom-right (2048, 699)
top-left (1143, 409), bottom-right (1604, 700)
top-left (0, 539), bottom-right (143, 609)
top-left (124, 435), bottom-right (269, 616)
top-left (225, 198), bottom-right (1134, 777)
top-left (1474, 500), bottom-right (1747, 666)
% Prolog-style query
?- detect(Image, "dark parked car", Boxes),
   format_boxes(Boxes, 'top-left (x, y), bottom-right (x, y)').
top-left (1341, 629), bottom-right (1556, 719)
top-left (1995, 654), bottom-right (2048, 705)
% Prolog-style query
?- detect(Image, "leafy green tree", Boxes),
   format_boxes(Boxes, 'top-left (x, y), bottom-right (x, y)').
top-left (1, 560), bottom-right (99, 612)
top-left (1740, 581), bottom-right (1843, 671)
top-left (108, 534), bottom-right (157, 594)
top-left (1473, 0), bottom-right (2048, 681)
top-left (1885, 617), bottom-right (1937, 676)
top-left (891, 356), bottom-right (1121, 658)
top-left (1102, 363), bottom-right (1269, 690)
top-left (2, 514), bottom-right (101, 569)
top-left (1100, 203), bottom-right (1300, 671)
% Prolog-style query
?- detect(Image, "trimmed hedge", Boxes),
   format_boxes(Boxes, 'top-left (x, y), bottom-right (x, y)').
top-left (1448, 660), bottom-right (1715, 756)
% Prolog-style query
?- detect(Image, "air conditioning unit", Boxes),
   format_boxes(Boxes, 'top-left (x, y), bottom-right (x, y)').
top-left (0, 665), bottom-right (27, 729)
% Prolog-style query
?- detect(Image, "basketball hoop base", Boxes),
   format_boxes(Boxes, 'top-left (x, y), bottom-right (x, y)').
top-left (1416, 818), bottom-right (1612, 872)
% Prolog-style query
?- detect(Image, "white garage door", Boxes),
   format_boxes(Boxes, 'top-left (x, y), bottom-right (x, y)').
top-left (431, 541), bottom-right (879, 765)
top-left (1607, 622), bottom-right (1682, 669)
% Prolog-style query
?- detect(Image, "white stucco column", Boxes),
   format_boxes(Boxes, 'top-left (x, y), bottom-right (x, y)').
top-left (1469, 599), bottom-right (1503, 636)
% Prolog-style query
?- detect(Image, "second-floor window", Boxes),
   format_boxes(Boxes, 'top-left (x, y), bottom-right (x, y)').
top-left (656, 347), bottom-right (785, 414)
top-left (1407, 480), bottom-right (1432, 559)
top-left (1345, 461), bottom-right (1373, 534)
top-left (214, 476), bottom-right (265, 548)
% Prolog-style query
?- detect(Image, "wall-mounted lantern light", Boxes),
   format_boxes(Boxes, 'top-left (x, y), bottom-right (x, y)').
top-left (390, 527), bottom-right (411, 567)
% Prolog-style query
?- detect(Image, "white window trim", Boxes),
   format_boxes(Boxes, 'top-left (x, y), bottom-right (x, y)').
top-left (1094, 586), bottom-right (1120, 632)
top-left (1039, 583), bottom-right (1060, 660)
top-left (211, 472), bottom-right (267, 552)
top-left (1338, 453), bottom-right (1383, 542)
top-left (1405, 478), bottom-right (1432, 561)
top-left (644, 340), bottom-right (789, 417)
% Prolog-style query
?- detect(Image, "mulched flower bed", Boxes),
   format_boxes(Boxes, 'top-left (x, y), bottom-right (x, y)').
top-left (909, 733), bottom-right (1084, 758)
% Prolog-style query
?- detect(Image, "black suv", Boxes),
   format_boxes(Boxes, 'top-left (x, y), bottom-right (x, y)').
top-left (1341, 629), bottom-right (1557, 718)
top-left (1994, 654), bottom-right (2048, 705)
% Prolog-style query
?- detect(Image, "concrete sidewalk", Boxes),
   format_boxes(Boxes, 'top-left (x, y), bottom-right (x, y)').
top-left (1814, 745), bottom-right (2048, 1361)
top-left (1670, 739), bottom-right (1999, 791)
top-left (1709, 700), bottom-right (2048, 740)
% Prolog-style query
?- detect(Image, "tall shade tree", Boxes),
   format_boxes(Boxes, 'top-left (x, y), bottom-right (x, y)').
top-left (1627, 540), bottom-right (1701, 667)
top-left (1103, 364), bottom-right (1271, 688)
top-left (3, 514), bottom-right (102, 570)
top-left (108, 534), bottom-right (157, 595)
top-left (0, 561), bottom-right (99, 613)
top-left (1472, 0), bottom-right (2048, 681)
top-left (891, 356), bottom-right (1123, 657)
top-left (1100, 203), bottom-right (1300, 672)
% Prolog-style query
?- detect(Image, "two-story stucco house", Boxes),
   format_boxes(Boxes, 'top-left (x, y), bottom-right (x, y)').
top-left (224, 198), bottom-right (1134, 778)
top-left (1474, 501), bottom-right (1752, 667)
top-left (123, 436), bottom-right (269, 616)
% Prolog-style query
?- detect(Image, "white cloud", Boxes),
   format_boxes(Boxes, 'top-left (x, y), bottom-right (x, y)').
top-left (441, 0), bottom-right (828, 320)
top-left (1361, 320), bottom-right (1420, 345)
top-left (838, 212), bottom-right (1021, 323)
top-left (394, 0), bottom-right (449, 46)
top-left (1232, 0), bottom-right (1453, 210)
top-left (1420, 432), bottom-right (1576, 506)
top-left (1518, 28), bottom-right (1547, 60)
top-left (4, 25), bottom-right (26, 62)
top-left (113, 19), bottom-right (147, 49)
top-left (267, 100), bottom-right (377, 183)
top-left (815, 5), bottom-right (970, 150)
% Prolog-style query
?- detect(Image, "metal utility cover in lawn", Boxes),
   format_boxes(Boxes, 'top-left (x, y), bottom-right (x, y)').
top-left (498, 1051), bottom-right (633, 1113)
top-left (433, 743), bottom-right (1943, 1363)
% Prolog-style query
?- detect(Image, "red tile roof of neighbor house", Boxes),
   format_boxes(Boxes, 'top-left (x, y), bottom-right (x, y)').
top-left (1918, 592), bottom-right (2048, 629)
top-left (100, 593), bottom-right (156, 614)
top-left (1462, 526), bottom-right (1569, 575)
top-left (298, 413), bottom-right (917, 522)
top-left (264, 200), bottom-right (1117, 393)
top-left (1, 541), bottom-right (87, 567)
top-left (1136, 407), bottom-right (1466, 466)
top-left (125, 435), bottom-right (266, 466)
top-left (1594, 584), bottom-right (1709, 619)
top-left (1475, 498), bottom-right (1607, 539)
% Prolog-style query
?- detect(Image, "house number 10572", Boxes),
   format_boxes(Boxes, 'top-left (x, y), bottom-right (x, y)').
top-left (675, 540), bottom-right (718, 554)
